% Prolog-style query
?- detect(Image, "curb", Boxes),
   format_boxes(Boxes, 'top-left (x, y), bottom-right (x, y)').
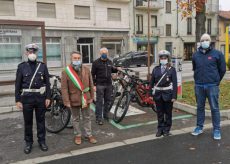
top-left (174, 101), bottom-right (230, 119)
top-left (10, 120), bottom-right (230, 164)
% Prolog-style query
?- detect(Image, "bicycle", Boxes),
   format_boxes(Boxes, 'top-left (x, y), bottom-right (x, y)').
top-left (113, 71), bottom-right (156, 123)
top-left (109, 68), bottom-right (136, 111)
top-left (45, 75), bottom-right (71, 133)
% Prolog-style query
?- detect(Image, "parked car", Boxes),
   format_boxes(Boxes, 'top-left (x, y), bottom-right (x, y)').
top-left (113, 51), bottom-right (154, 68)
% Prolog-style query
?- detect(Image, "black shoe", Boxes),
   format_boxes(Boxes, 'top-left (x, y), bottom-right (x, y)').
top-left (24, 144), bottom-right (32, 154)
top-left (39, 143), bottom-right (48, 151)
top-left (163, 131), bottom-right (172, 137)
top-left (156, 131), bottom-right (163, 137)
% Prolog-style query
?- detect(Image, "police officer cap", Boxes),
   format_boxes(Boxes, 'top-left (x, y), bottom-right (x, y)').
top-left (158, 50), bottom-right (170, 58)
top-left (25, 43), bottom-right (39, 52)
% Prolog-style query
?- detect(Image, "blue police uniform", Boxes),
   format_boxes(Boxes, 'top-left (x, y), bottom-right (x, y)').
top-left (150, 65), bottom-right (177, 135)
top-left (15, 60), bottom-right (51, 146)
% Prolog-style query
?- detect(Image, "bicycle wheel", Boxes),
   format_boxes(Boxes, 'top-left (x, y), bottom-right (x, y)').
top-left (45, 102), bottom-right (71, 133)
top-left (108, 84), bottom-right (118, 111)
top-left (113, 91), bottom-right (130, 123)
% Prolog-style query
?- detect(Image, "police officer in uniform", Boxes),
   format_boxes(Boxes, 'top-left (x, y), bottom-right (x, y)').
top-left (150, 50), bottom-right (177, 137)
top-left (15, 43), bottom-right (51, 154)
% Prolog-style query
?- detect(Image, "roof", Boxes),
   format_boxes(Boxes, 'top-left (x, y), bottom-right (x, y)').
top-left (219, 11), bottom-right (230, 20)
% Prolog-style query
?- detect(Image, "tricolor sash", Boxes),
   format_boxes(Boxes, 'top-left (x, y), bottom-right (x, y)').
top-left (65, 65), bottom-right (89, 108)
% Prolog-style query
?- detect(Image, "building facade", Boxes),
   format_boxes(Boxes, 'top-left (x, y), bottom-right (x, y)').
top-left (217, 11), bottom-right (230, 55)
top-left (0, 0), bottom-right (130, 70)
top-left (129, 0), bottom-right (219, 62)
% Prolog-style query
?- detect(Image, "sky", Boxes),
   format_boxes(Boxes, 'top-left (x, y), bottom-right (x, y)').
top-left (219, 0), bottom-right (230, 11)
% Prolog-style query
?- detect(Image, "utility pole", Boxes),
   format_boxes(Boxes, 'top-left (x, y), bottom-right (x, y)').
top-left (147, 0), bottom-right (151, 80)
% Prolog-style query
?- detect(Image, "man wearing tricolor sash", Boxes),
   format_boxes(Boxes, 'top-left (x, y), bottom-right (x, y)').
top-left (61, 51), bottom-right (97, 145)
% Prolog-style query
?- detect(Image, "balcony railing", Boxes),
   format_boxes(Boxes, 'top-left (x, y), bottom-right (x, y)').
top-left (206, 4), bottom-right (219, 14)
top-left (136, 0), bottom-right (164, 10)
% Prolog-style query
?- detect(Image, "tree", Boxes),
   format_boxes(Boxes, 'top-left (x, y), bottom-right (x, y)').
top-left (177, 0), bottom-right (207, 43)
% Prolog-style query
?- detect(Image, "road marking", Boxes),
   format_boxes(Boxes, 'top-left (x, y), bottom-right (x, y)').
top-left (110, 114), bottom-right (193, 130)
top-left (11, 120), bottom-right (230, 164)
top-left (90, 103), bottom-right (193, 130)
top-left (110, 105), bottom-right (146, 116)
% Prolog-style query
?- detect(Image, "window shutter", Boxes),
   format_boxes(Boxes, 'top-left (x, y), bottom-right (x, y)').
top-left (108, 8), bottom-right (121, 21)
top-left (37, 2), bottom-right (56, 18)
top-left (0, 0), bottom-right (15, 16)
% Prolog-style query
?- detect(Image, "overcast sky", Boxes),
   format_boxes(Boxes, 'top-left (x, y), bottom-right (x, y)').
top-left (219, 0), bottom-right (230, 11)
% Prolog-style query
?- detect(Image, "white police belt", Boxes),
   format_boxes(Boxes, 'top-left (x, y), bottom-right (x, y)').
top-left (155, 85), bottom-right (172, 91)
top-left (22, 87), bottom-right (46, 94)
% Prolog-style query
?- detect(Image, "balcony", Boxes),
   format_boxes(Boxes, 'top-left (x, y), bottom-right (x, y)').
top-left (206, 4), bottom-right (219, 15)
top-left (97, 0), bottom-right (130, 2)
top-left (135, 0), bottom-right (164, 10)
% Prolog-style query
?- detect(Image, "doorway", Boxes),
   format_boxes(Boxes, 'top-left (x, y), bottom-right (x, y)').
top-left (77, 38), bottom-right (94, 63)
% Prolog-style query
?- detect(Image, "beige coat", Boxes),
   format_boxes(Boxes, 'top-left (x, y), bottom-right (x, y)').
top-left (61, 65), bottom-right (94, 107)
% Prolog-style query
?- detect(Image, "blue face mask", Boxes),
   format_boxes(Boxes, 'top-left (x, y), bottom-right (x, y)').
top-left (201, 41), bottom-right (210, 49)
top-left (101, 54), bottom-right (107, 59)
top-left (72, 60), bottom-right (81, 66)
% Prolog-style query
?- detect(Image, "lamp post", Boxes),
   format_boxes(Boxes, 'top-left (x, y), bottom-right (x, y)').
top-left (147, 0), bottom-right (151, 80)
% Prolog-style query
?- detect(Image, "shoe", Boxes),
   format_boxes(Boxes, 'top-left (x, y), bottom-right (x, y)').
top-left (74, 136), bottom-right (82, 145)
top-left (85, 136), bottom-right (97, 144)
top-left (39, 143), bottom-right (48, 151)
top-left (156, 130), bottom-right (163, 137)
top-left (24, 143), bottom-right (32, 154)
top-left (213, 130), bottom-right (221, 140)
top-left (97, 120), bottom-right (103, 125)
top-left (191, 127), bottom-right (203, 136)
top-left (104, 116), bottom-right (110, 122)
top-left (163, 131), bottom-right (172, 137)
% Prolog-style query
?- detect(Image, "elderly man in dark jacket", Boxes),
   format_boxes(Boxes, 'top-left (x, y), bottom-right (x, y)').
top-left (191, 33), bottom-right (226, 140)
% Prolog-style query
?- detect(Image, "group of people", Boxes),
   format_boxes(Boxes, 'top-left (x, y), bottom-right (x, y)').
top-left (15, 33), bottom-right (226, 154)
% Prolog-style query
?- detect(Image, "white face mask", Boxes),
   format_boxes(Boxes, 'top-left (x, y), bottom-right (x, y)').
top-left (28, 53), bottom-right (37, 61)
top-left (160, 59), bottom-right (168, 65)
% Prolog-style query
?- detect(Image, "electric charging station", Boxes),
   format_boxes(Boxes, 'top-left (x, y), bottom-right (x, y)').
top-left (171, 57), bottom-right (182, 99)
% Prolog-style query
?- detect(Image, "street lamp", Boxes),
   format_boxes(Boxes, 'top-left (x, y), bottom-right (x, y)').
top-left (147, 0), bottom-right (151, 80)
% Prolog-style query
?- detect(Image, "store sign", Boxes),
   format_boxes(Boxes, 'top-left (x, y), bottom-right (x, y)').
top-left (0, 29), bottom-right (21, 36)
top-left (133, 37), bottom-right (158, 44)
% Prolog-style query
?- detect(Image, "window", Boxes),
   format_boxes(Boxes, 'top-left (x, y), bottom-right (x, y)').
top-left (107, 8), bottom-right (121, 21)
top-left (165, 42), bottom-right (172, 54)
top-left (187, 17), bottom-right (192, 35)
top-left (32, 37), bottom-right (61, 62)
top-left (136, 15), bottom-right (143, 34)
top-left (166, 24), bottom-right (171, 36)
top-left (74, 5), bottom-right (90, 19)
top-left (0, 0), bottom-right (15, 16)
top-left (0, 36), bottom-right (21, 63)
top-left (207, 19), bottom-right (212, 34)
top-left (151, 15), bottom-right (157, 27)
top-left (37, 2), bottom-right (56, 18)
top-left (166, 1), bottom-right (171, 13)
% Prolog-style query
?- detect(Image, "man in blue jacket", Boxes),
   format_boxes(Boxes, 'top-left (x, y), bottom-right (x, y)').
top-left (191, 33), bottom-right (226, 140)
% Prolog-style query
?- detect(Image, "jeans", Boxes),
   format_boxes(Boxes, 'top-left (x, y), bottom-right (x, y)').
top-left (95, 85), bottom-right (112, 120)
top-left (195, 85), bottom-right (220, 130)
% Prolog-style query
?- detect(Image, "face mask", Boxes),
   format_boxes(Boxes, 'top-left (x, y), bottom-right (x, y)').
top-left (101, 54), bottom-right (107, 59)
top-left (28, 53), bottom-right (37, 61)
top-left (201, 41), bottom-right (210, 49)
top-left (160, 59), bottom-right (168, 65)
top-left (72, 60), bottom-right (82, 71)
top-left (72, 60), bottom-right (81, 66)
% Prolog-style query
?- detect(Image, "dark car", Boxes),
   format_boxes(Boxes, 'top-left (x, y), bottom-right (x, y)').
top-left (113, 51), bottom-right (154, 67)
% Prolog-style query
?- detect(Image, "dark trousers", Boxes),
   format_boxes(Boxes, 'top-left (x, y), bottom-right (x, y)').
top-left (23, 102), bottom-right (46, 144)
top-left (155, 98), bottom-right (173, 132)
top-left (96, 85), bottom-right (112, 120)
